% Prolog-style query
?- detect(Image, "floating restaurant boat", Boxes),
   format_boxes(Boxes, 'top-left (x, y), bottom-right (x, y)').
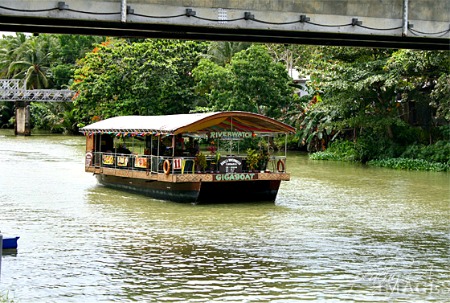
top-left (80, 111), bottom-right (295, 203)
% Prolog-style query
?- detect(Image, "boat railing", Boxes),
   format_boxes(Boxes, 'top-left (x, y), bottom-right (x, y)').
top-left (86, 152), bottom-right (287, 174)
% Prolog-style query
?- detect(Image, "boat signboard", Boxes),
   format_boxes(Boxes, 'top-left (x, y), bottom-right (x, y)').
top-left (219, 157), bottom-right (242, 173)
top-left (214, 173), bottom-right (257, 181)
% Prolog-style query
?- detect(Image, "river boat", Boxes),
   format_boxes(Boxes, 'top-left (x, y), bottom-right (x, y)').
top-left (80, 111), bottom-right (295, 203)
top-left (2, 236), bottom-right (20, 249)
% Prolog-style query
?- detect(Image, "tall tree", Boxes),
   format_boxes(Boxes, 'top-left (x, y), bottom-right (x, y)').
top-left (6, 35), bottom-right (56, 89)
top-left (193, 44), bottom-right (294, 118)
top-left (72, 38), bottom-right (208, 128)
top-left (50, 35), bottom-right (106, 89)
top-left (294, 46), bottom-right (449, 155)
top-left (0, 33), bottom-right (28, 78)
top-left (205, 41), bottom-right (251, 66)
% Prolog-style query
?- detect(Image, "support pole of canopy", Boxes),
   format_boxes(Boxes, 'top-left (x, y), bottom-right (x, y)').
top-left (157, 135), bottom-right (161, 173)
top-left (96, 133), bottom-right (100, 166)
top-left (150, 134), bottom-right (153, 172)
top-left (114, 135), bottom-right (117, 169)
top-left (157, 135), bottom-right (160, 158)
top-left (229, 117), bottom-right (233, 155)
top-left (285, 134), bottom-right (288, 166)
top-left (171, 135), bottom-right (175, 174)
top-left (172, 135), bottom-right (175, 157)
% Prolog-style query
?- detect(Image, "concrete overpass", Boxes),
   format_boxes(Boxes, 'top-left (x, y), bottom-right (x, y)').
top-left (0, 0), bottom-right (448, 50)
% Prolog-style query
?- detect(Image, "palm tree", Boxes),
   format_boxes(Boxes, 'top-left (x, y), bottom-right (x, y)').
top-left (7, 35), bottom-right (56, 89)
top-left (205, 41), bottom-right (251, 66)
top-left (0, 33), bottom-right (28, 78)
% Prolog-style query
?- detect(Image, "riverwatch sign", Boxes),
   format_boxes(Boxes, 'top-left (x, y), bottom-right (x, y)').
top-left (209, 131), bottom-right (253, 139)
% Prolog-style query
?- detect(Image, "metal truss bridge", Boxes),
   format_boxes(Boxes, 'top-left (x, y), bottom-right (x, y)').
top-left (0, 79), bottom-right (75, 102)
top-left (0, 79), bottom-right (75, 135)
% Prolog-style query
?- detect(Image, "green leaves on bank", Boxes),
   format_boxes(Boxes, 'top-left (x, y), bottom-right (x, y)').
top-left (72, 39), bottom-right (208, 127)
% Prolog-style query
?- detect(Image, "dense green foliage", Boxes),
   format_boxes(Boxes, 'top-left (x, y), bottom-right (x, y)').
top-left (367, 158), bottom-right (449, 172)
top-left (192, 44), bottom-right (294, 117)
top-left (298, 47), bottom-right (449, 149)
top-left (72, 39), bottom-right (208, 128)
top-left (0, 33), bottom-right (104, 131)
top-left (282, 46), bottom-right (450, 170)
top-left (311, 139), bottom-right (449, 171)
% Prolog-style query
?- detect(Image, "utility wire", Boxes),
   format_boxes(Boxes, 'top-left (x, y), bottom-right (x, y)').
top-left (192, 15), bottom-right (246, 22)
top-left (251, 18), bottom-right (301, 25)
top-left (131, 12), bottom-right (186, 19)
top-left (65, 8), bottom-right (120, 15)
top-left (305, 21), bottom-right (353, 28)
top-left (0, 5), bottom-right (58, 13)
top-left (409, 28), bottom-right (450, 37)
top-left (356, 24), bottom-right (403, 31)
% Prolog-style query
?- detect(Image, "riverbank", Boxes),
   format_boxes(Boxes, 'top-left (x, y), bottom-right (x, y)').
top-left (310, 139), bottom-right (450, 172)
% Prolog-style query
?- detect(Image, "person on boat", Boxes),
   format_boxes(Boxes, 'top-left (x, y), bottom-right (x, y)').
top-left (116, 144), bottom-right (131, 154)
top-left (174, 134), bottom-right (185, 156)
top-left (190, 140), bottom-right (200, 156)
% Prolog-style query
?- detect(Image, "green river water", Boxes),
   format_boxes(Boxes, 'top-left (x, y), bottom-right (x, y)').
top-left (0, 131), bottom-right (448, 302)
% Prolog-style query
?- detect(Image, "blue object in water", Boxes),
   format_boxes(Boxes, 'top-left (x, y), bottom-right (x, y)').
top-left (2, 236), bottom-right (20, 249)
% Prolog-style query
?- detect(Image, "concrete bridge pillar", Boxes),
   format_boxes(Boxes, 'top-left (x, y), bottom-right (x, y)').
top-left (14, 101), bottom-right (31, 136)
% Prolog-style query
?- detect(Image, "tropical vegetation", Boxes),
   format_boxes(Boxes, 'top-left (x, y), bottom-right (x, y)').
top-left (293, 47), bottom-right (449, 171)
top-left (0, 33), bottom-right (448, 171)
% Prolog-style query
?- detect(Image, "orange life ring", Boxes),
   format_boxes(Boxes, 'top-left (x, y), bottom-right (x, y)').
top-left (163, 159), bottom-right (171, 175)
top-left (276, 159), bottom-right (285, 172)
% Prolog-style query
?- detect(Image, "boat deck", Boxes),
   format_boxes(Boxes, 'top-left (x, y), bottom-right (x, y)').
top-left (87, 164), bottom-right (290, 183)
top-left (86, 152), bottom-right (290, 183)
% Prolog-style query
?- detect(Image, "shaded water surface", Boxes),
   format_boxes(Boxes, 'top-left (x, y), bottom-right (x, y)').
top-left (0, 131), bottom-right (449, 302)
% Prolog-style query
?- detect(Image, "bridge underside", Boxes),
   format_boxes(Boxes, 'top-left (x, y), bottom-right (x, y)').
top-left (1, 16), bottom-right (448, 50)
top-left (0, 1), bottom-right (449, 50)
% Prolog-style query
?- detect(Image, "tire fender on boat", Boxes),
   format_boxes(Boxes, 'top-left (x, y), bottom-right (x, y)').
top-left (276, 159), bottom-right (285, 172)
top-left (163, 159), bottom-right (171, 175)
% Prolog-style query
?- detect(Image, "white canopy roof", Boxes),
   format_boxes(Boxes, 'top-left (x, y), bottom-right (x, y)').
top-left (80, 111), bottom-right (295, 135)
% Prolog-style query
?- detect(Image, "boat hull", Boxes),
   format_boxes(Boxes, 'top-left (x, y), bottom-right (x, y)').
top-left (198, 180), bottom-right (281, 203)
top-left (96, 174), bottom-right (201, 203)
top-left (95, 174), bottom-right (281, 203)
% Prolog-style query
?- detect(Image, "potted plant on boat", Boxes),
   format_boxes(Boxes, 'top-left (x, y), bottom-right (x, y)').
top-left (258, 150), bottom-right (270, 172)
top-left (194, 152), bottom-right (207, 173)
top-left (214, 152), bottom-right (221, 173)
top-left (208, 152), bottom-right (221, 173)
top-left (246, 149), bottom-right (259, 172)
